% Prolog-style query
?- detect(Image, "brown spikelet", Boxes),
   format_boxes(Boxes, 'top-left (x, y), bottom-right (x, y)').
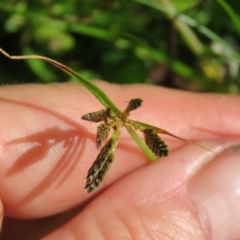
top-left (85, 139), bottom-right (114, 193)
top-left (143, 129), bottom-right (168, 157)
top-left (82, 107), bottom-right (112, 123)
top-left (96, 123), bottom-right (111, 148)
top-left (125, 98), bottom-right (143, 114)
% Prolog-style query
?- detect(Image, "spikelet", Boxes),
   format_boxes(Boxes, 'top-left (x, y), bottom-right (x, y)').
top-left (82, 107), bottom-right (112, 122)
top-left (125, 98), bottom-right (143, 115)
top-left (85, 139), bottom-right (114, 193)
top-left (143, 128), bottom-right (168, 157)
top-left (96, 123), bottom-right (111, 148)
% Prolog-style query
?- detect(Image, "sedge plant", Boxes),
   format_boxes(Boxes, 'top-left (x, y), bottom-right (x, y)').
top-left (0, 48), bottom-right (211, 193)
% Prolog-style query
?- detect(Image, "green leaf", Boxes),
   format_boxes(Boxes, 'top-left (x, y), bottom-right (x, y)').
top-left (216, 0), bottom-right (240, 37)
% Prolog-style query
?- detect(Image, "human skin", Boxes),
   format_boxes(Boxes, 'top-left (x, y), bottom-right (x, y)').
top-left (0, 82), bottom-right (239, 240)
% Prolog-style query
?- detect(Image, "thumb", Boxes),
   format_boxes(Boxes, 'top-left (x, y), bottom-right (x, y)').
top-left (189, 144), bottom-right (240, 240)
top-left (43, 141), bottom-right (240, 240)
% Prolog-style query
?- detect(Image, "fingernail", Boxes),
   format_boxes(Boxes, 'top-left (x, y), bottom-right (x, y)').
top-left (188, 147), bottom-right (240, 240)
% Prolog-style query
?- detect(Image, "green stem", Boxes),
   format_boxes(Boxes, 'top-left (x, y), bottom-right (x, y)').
top-left (135, 0), bottom-right (205, 56)
top-left (125, 125), bottom-right (157, 161)
top-left (158, 0), bottom-right (205, 56)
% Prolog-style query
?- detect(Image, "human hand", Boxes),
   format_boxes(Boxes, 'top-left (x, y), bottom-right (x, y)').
top-left (0, 82), bottom-right (240, 240)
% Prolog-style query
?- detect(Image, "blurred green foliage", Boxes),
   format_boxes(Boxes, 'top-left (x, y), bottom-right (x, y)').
top-left (0, 0), bottom-right (240, 92)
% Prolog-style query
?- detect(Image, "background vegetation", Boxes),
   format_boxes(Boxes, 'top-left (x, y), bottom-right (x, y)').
top-left (0, 0), bottom-right (240, 93)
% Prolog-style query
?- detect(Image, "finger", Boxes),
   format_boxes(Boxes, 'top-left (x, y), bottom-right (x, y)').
top-left (0, 199), bottom-right (4, 232)
top-left (43, 140), bottom-right (240, 240)
top-left (0, 83), bottom-right (239, 219)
